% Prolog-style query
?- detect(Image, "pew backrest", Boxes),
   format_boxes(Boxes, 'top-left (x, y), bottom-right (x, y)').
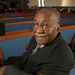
top-left (0, 48), bottom-right (4, 66)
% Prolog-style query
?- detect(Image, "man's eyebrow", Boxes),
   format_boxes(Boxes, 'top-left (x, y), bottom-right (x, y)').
top-left (32, 21), bottom-right (35, 23)
top-left (33, 20), bottom-right (37, 22)
top-left (44, 20), bottom-right (51, 22)
top-left (33, 20), bottom-right (51, 24)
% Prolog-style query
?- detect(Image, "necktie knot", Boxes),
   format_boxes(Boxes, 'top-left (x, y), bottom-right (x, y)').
top-left (31, 45), bottom-right (44, 55)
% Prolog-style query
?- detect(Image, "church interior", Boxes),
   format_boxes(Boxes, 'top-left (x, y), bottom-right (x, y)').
top-left (0, 0), bottom-right (75, 75)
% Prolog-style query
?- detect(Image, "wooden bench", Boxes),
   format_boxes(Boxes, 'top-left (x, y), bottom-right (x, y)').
top-left (60, 24), bottom-right (75, 30)
top-left (0, 16), bottom-right (34, 21)
top-left (61, 13), bottom-right (75, 16)
top-left (5, 20), bottom-right (34, 26)
top-left (0, 13), bottom-right (34, 18)
top-left (69, 33), bottom-right (75, 51)
top-left (5, 20), bottom-right (34, 32)
top-left (0, 24), bottom-right (75, 41)
top-left (0, 13), bottom-right (74, 19)
top-left (0, 31), bottom-right (34, 41)
top-left (61, 17), bottom-right (75, 20)
top-left (0, 11), bottom-right (34, 17)
top-left (5, 29), bottom-right (30, 35)
top-left (0, 48), bottom-right (4, 66)
top-left (5, 20), bottom-right (74, 27)
top-left (0, 15), bottom-right (75, 21)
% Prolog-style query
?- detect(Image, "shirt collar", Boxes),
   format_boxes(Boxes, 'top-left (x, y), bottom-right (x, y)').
top-left (37, 44), bottom-right (45, 48)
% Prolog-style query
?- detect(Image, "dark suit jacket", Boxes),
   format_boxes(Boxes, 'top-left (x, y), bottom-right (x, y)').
top-left (4, 33), bottom-right (74, 75)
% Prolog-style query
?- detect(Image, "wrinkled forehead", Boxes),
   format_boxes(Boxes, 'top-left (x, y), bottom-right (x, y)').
top-left (34, 11), bottom-right (55, 22)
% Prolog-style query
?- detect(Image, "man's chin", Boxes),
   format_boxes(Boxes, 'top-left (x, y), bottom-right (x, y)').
top-left (35, 36), bottom-right (48, 45)
top-left (36, 41), bottom-right (46, 45)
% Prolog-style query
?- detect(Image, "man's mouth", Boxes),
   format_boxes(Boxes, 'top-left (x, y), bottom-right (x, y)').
top-left (35, 33), bottom-right (46, 37)
top-left (36, 35), bottom-right (46, 40)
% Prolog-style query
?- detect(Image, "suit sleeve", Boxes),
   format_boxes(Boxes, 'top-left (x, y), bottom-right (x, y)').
top-left (5, 52), bottom-right (29, 69)
top-left (3, 65), bottom-right (33, 75)
top-left (35, 63), bottom-right (71, 75)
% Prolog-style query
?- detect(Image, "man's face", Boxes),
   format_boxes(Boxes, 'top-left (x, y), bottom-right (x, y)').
top-left (33, 11), bottom-right (58, 45)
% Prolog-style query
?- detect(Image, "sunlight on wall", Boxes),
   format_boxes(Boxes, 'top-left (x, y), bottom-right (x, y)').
top-left (61, 0), bottom-right (75, 6)
top-left (28, 0), bottom-right (75, 8)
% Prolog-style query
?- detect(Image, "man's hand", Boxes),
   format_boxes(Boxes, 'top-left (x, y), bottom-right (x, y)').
top-left (0, 66), bottom-right (7, 75)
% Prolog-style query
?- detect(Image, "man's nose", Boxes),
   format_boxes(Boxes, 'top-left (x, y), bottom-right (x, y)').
top-left (36, 25), bottom-right (44, 33)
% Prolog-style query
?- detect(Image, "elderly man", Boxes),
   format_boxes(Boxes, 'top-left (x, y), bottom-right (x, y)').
top-left (0, 7), bottom-right (74, 75)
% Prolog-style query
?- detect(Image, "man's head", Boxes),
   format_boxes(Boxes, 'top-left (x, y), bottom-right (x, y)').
top-left (33, 7), bottom-right (60, 45)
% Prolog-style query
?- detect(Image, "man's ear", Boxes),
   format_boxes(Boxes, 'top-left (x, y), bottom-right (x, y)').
top-left (33, 25), bottom-right (36, 33)
top-left (57, 24), bottom-right (60, 32)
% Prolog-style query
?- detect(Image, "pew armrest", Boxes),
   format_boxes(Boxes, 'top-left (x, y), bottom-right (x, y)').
top-left (0, 48), bottom-right (4, 66)
top-left (25, 43), bottom-right (29, 50)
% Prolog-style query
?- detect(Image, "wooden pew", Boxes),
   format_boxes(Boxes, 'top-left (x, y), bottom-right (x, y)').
top-left (5, 21), bottom-right (75, 31)
top-left (5, 20), bottom-right (34, 32)
top-left (0, 24), bottom-right (75, 41)
top-left (0, 31), bottom-right (34, 41)
top-left (4, 19), bottom-right (74, 27)
top-left (0, 12), bottom-right (33, 17)
top-left (61, 17), bottom-right (75, 20)
top-left (0, 13), bottom-right (34, 18)
top-left (0, 24), bottom-right (75, 69)
top-left (60, 24), bottom-right (75, 30)
top-left (69, 33), bottom-right (75, 51)
top-left (5, 29), bottom-right (30, 35)
top-left (0, 48), bottom-right (4, 66)
top-left (5, 20), bottom-right (34, 26)
top-left (0, 16), bottom-right (34, 20)
top-left (0, 8), bottom-right (74, 17)
top-left (0, 16), bottom-right (75, 21)
top-left (0, 15), bottom-right (75, 21)
top-left (61, 13), bottom-right (75, 16)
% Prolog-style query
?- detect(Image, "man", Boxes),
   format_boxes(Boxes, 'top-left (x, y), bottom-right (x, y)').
top-left (0, 7), bottom-right (74, 75)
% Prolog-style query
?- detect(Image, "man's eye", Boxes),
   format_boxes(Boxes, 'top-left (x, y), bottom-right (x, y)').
top-left (45, 24), bottom-right (49, 26)
top-left (34, 23), bottom-right (39, 26)
top-left (42, 24), bottom-right (49, 27)
top-left (41, 24), bottom-right (46, 26)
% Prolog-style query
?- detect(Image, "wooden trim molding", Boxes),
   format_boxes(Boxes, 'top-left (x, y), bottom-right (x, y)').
top-left (61, 17), bottom-right (75, 20)
top-left (0, 15), bottom-right (75, 21)
top-left (5, 20), bottom-right (34, 26)
top-left (5, 29), bottom-right (30, 35)
top-left (0, 16), bottom-right (34, 20)
top-left (60, 25), bottom-right (75, 30)
top-left (0, 31), bottom-right (34, 41)
top-left (0, 12), bottom-right (34, 16)
top-left (0, 12), bottom-right (75, 17)
top-left (61, 13), bottom-right (75, 16)
top-left (0, 48), bottom-right (4, 66)
top-left (0, 13), bottom-right (34, 17)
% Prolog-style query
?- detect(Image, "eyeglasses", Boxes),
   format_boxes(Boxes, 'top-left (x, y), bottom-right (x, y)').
top-left (33, 23), bottom-right (55, 30)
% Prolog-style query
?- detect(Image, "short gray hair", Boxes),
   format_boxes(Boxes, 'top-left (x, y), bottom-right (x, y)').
top-left (38, 7), bottom-right (60, 24)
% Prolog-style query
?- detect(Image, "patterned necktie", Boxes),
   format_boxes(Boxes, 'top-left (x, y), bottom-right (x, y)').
top-left (31, 45), bottom-right (44, 55)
